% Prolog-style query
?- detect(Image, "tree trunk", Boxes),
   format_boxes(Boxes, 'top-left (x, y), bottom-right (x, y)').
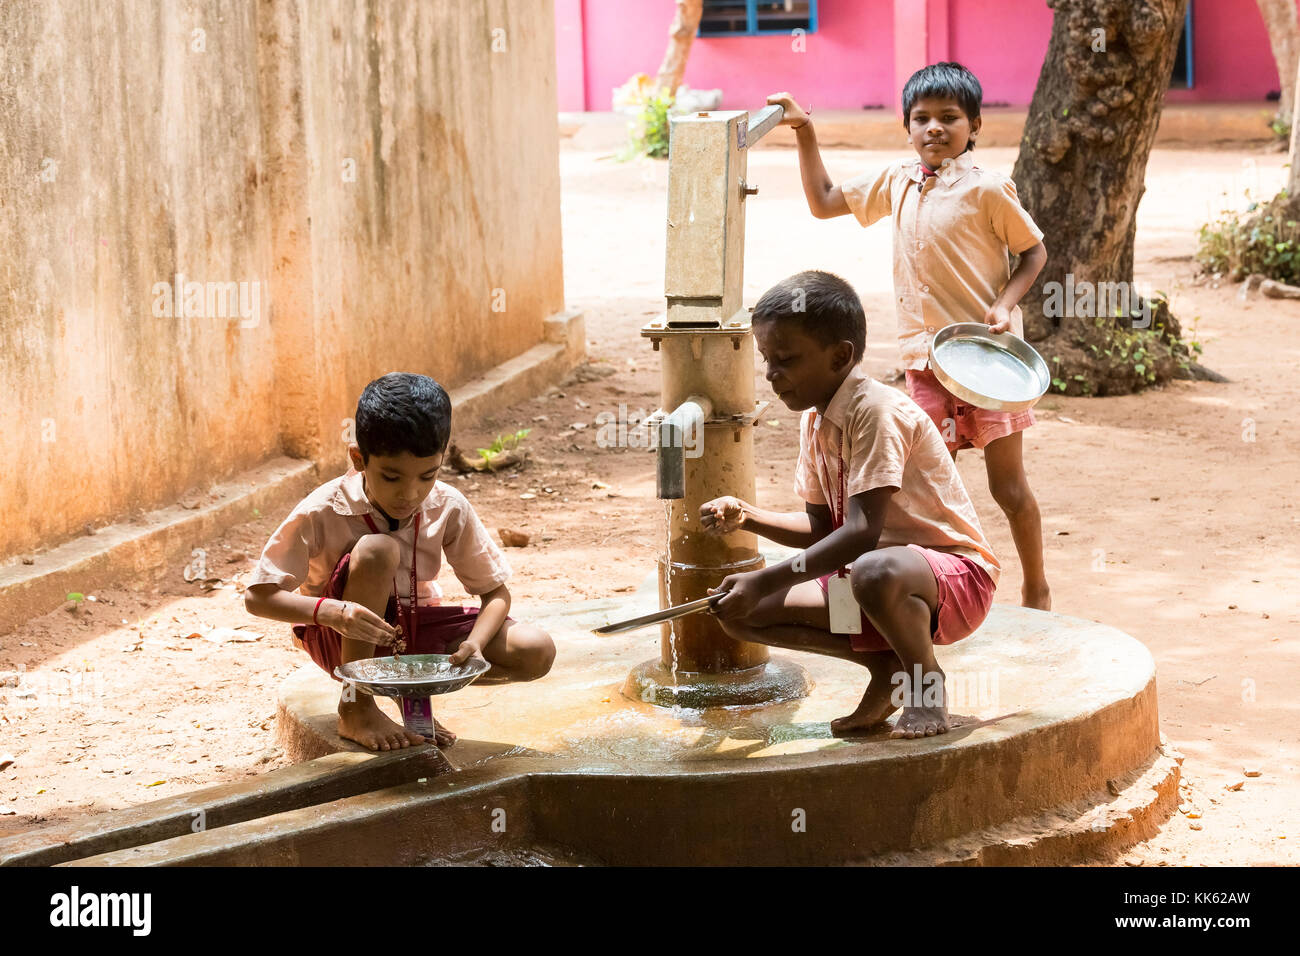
top-left (1257, 0), bottom-right (1300, 134)
top-left (1289, 51), bottom-right (1300, 196)
top-left (655, 0), bottom-right (704, 96)
top-left (1011, 0), bottom-right (1201, 396)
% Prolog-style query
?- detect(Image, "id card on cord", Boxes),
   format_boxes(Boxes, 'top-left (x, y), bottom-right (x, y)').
top-left (826, 573), bottom-right (862, 634)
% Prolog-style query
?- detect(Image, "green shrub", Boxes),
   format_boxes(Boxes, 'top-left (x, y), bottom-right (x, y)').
top-left (618, 88), bottom-right (675, 161)
top-left (1197, 189), bottom-right (1300, 283)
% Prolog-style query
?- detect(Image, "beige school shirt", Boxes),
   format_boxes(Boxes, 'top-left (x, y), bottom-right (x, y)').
top-left (841, 150), bottom-right (1044, 369)
top-left (793, 365), bottom-right (1000, 583)
top-left (248, 468), bottom-right (511, 606)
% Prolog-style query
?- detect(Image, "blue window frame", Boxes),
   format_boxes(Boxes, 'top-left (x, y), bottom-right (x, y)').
top-left (1170, 2), bottom-right (1193, 89)
top-left (698, 1), bottom-right (819, 38)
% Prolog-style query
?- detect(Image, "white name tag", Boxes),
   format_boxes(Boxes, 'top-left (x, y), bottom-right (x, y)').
top-left (826, 573), bottom-right (861, 634)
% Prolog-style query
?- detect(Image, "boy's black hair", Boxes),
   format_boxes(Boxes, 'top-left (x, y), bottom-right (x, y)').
top-left (901, 61), bottom-right (982, 152)
top-left (751, 270), bottom-right (866, 361)
top-left (354, 372), bottom-right (452, 461)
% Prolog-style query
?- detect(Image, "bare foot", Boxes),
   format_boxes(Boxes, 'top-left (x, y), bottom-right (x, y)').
top-left (831, 675), bottom-right (901, 736)
top-left (889, 666), bottom-right (949, 739)
top-left (890, 704), bottom-right (950, 739)
top-left (338, 699), bottom-right (434, 751)
top-left (428, 718), bottom-right (457, 749)
top-left (1022, 583), bottom-right (1051, 611)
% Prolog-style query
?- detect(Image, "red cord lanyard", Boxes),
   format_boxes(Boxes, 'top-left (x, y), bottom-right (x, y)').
top-left (814, 423), bottom-right (847, 577)
top-left (361, 511), bottom-right (420, 645)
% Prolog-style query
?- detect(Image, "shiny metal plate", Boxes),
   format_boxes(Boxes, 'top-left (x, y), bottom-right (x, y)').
top-left (929, 323), bottom-right (1050, 412)
top-left (334, 654), bottom-right (490, 699)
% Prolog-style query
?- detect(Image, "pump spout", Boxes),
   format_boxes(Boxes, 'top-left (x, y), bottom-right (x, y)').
top-left (655, 396), bottom-right (712, 499)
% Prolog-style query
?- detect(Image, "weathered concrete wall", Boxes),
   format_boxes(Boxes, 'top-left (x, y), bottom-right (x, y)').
top-left (0, 0), bottom-right (566, 560)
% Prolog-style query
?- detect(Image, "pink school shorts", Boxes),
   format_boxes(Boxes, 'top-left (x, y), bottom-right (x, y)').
top-left (906, 366), bottom-right (1035, 453)
top-left (816, 544), bottom-right (995, 653)
top-left (291, 550), bottom-right (510, 679)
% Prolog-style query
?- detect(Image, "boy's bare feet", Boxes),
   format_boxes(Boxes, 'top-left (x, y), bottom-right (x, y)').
top-left (891, 704), bottom-right (949, 738)
top-left (337, 698), bottom-right (456, 750)
top-left (1022, 583), bottom-right (1051, 611)
top-left (830, 675), bottom-right (901, 735)
top-left (889, 666), bottom-right (950, 739)
top-left (831, 653), bottom-right (905, 735)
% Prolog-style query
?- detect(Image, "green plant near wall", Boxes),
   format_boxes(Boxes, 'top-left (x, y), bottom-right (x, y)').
top-left (618, 89), bottom-right (675, 161)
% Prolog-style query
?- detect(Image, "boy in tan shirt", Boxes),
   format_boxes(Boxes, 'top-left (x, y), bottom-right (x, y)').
top-left (767, 62), bottom-right (1051, 610)
top-left (245, 373), bottom-right (555, 751)
top-left (704, 271), bottom-right (998, 739)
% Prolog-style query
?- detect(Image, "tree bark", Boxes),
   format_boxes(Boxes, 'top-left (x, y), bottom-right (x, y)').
top-left (1257, 0), bottom-right (1300, 134)
top-left (1289, 52), bottom-right (1300, 196)
top-left (655, 0), bottom-right (704, 96)
top-left (1011, 0), bottom-right (1199, 396)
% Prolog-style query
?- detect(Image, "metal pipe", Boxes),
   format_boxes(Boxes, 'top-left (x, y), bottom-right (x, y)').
top-left (744, 104), bottom-right (784, 144)
top-left (655, 396), bottom-right (711, 500)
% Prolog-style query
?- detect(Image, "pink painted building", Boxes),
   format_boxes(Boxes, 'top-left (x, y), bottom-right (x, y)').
top-left (554, 0), bottom-right (1294, 112)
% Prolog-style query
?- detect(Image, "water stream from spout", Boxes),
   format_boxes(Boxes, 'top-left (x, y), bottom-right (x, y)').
top-left (663, 499), bottom-right (678, 687)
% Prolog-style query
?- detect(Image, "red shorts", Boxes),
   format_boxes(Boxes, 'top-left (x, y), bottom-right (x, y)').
top-left (816, 544), bottom-right (995, 653)
top-left (906, 366), bottom-right (1035, 453)
top-left (292, 550), bottom-right (510, 680)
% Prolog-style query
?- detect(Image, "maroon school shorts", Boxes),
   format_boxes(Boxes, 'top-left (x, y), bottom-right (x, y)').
top-left (291, 550), bottom-right (510, 680)
top-left (816, 544), bottom-right (995, 653)
top-left (906, 366), bottom-right (1035, 453)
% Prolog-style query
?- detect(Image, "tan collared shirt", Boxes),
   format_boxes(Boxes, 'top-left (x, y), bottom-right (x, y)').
top-left (793, 365), bottom-right (1000, 582)
top-left (841, 151), bottom-right (1044, 369)
top-left (249, 468), bottom-right (511, 604)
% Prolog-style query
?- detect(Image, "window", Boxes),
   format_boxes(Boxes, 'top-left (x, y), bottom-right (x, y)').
top-left (698, 0), bottom-right (818, 37)
top-left (1170, 2), bottom-right (1193, 89)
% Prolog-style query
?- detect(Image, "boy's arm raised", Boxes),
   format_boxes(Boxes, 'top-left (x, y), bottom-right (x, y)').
top-left (766, 92), bottom-right (850, 220)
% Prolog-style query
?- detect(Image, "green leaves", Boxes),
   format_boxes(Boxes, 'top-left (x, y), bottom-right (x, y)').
top-left (477, 429), bottom-right (531, 464)
top-left (618, 89), bottom-right (676, 161)
top-left (1197, 188), bottom-right (1300, 283)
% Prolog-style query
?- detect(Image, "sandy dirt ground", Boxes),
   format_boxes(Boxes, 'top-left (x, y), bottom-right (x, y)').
top-left (1, 141), bottom-right (1296, 866)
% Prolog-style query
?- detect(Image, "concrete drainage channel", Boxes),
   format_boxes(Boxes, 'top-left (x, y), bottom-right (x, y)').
top-left (0, 736), bottom-right (1180, 867)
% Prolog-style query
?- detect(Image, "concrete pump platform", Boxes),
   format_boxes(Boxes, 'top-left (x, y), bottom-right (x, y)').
top-left (1, 573), bottom-right (1180, 867)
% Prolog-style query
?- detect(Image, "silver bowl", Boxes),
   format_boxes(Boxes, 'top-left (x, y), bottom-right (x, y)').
top-left (334, 654), bottom-right (490, 699)
top-left (928, 323), bottom-right (1050, 412)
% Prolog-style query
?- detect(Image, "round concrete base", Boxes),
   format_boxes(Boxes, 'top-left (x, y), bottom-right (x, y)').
top-left (255, 602), bottom-right (1180, 867)
top-left (621, 657), bottom-right (811, 708)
